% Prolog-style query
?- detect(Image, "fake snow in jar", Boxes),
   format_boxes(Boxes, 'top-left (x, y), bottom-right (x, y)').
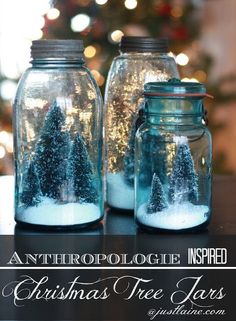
top-left (13, 40), bottom-right (103, 229)
top-left (135, 80), bottom-right (212, 232)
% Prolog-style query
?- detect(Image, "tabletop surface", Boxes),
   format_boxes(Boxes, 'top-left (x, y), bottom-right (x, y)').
top-left (0, 175), bottom-right (235, 235)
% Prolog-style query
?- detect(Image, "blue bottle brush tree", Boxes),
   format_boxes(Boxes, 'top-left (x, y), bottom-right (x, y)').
top-left (34, 101), bottom-right (71, 199)
top-left (67, 133), bottom-right (98, 203)
top-left (20, 161), bottom-right (42, 207)
top-left (169, 140), bottom-right (198, 204)
top-left (147, 173), bottom-right (167, 213)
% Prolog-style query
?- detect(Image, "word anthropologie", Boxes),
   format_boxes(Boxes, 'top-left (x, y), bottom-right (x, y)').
top-left (8, 251), bottom-right (180, 266)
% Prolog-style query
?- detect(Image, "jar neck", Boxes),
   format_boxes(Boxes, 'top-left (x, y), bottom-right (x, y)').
top-left (31, 58), bottom-right (85, 68)
top-left (145, 99), bottom-right (204, 126)
top-left (146, 114), bottom-right (203, 126)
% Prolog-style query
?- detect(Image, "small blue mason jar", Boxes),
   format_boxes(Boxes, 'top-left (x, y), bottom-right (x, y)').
top-left (13, 40), bottom-right (103, 229)
top-left (135, 80), bottom-right (212, 232)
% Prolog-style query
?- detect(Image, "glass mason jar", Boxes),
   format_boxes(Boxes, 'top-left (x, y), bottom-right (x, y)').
top-left (135, 80), bottom-right (212, 232)
top-left (105, 36), bottom-right (179, 211)
top-left (13, 40), bottom-right (103, 229)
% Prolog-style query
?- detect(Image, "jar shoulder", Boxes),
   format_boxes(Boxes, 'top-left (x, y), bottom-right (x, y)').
top-left (14, 65), bottom-right (103, 106)
top-left (137, 123), bottom-right (212, 141)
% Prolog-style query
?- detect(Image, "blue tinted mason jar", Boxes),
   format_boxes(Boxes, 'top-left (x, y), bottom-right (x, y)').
top-left (13, 40), bottom-right (103, 229)
top-left (135, 80), bottom-right (212, 232)
top-left (105, 37), bottom-right (179, 211)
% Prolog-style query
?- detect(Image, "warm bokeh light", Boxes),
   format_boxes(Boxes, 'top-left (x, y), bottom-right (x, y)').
top-left (0, 80), bottom-right (17, 101)
top-left (176, 53), bottom-right (189, 66)
top-left (91, 70), bottom-right (105, 86)
top-left (171, 7), bottom-right (183, 18)
top-left (182, 77), bottom-right (199, 83)
top-left (0, 0), bottom-right (50, 80)
top-left (28, 29), bottom-right (44, 41)
top-left (0, 146), bottom-right (6, 159)
top-left (0, 131), bottom-right (13, 154)
top-left (0, 131), bottom-right (10, 145)
top-left (124, 0), bottom-right (138, 10)
top-left (71, 14), bottom-right (91, 32)
top-left (110, 30), bottom-right (124, 43)
top-left (194, 70), bottom-right (207, 82)
top-left (96, 0), bottom-right (108, 5)
top-left (168, 51), bottom-right (176, 59)
top-left (47, 8), bottom-right (60, 20)
top-left (84, 45), bottom-right (97, 58)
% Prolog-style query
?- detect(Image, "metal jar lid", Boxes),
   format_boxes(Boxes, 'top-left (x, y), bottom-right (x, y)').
top-left (31, 39), bottom-right (84, 60)
top-left (120, 36), bottom-right (169, 53)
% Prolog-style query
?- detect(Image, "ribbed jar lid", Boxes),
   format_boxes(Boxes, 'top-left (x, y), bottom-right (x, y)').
top-left (120, 36), bottom-right (169, 53)
top-left (31, 39), bottom-right (84, 59)
top-left (144, 79), bottom-right (207, 98)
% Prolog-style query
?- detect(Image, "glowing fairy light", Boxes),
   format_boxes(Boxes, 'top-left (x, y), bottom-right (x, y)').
top-left (96, 0), bottom-right (108, 4)
top-left (110, 30), bottom-right (124, 43)
top-left (0, 131), bottom-right (10, 145)
top-left (124, 0), bottom-right (138, 10)
top-left (47, 8), bottom-right (60, 20)
top-left (182, 78), bottom-right (199, 83)
top-left (71, 14), bottom-right (91, 32)
top-left (0, 80), bottom-right (17, 100)
top-left (84, 45), bottom-right (96, 58)
top-left (176, 53), bottom-right (189, 66)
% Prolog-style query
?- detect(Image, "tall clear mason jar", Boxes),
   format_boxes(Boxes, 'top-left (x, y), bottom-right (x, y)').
top-left (135, 80), bottom-right (212, 232)
top-left (13, 40), bottom-right (103, 229)
top-left (104, 36), bottom-right (179, 211)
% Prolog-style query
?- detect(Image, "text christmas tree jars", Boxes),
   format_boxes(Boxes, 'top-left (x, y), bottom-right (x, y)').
top-left (135, 80), bottom-right (212, 232)
top-left (13, 40), bottom-right (103, 229)
top-left (104, 36), bottom-right (179, 211)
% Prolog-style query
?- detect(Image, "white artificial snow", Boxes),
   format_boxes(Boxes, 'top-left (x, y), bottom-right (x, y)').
top-left (17, 197), bottom-right (101, 226)
top-left (137, 202), bottom-right (209, 230)
top-left (173, 135), bottom-right (188, 145)
top-left (107, 172), bottom-right (134, 210)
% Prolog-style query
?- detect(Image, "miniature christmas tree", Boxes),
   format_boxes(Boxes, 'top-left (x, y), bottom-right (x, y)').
top-left (147, 173), bottom-right (168, 213)
top-left (169, 140), bottom-right (198, 204)
top-left (34, 101), bottom-right (70, 199)
top-left (123, 106), bottom-right (145, 186)
top-left (20, 161), bottom-right (42, 206)
top-left (67, 133), bottom-right (98, 203)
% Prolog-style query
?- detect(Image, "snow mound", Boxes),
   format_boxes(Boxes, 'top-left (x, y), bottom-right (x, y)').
top-left (137, 202), bottom-right (209, 230)
top-left (17, 197), bottom-right (101, 226)
top-left (107, 172), bottom-right (134, 210)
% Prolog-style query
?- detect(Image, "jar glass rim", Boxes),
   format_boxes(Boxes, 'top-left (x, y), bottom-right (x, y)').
top-left (144, 80), bottom-right (207, 98)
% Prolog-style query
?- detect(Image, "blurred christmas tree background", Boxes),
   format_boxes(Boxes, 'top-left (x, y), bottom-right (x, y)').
top-left (0, 0), bottom-right (236, 175)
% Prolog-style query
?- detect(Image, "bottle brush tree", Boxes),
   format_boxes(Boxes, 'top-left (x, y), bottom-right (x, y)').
top-left (34, 101), bottom-right (70, 199)
top-left (20, 161), bottom-right (42, 207)
top-left (67, 133), bottom-right (98, 203)
top-left (147, 173), bottom-right (168, 213)
top-left (169, 140), bottom-right (198, 204)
